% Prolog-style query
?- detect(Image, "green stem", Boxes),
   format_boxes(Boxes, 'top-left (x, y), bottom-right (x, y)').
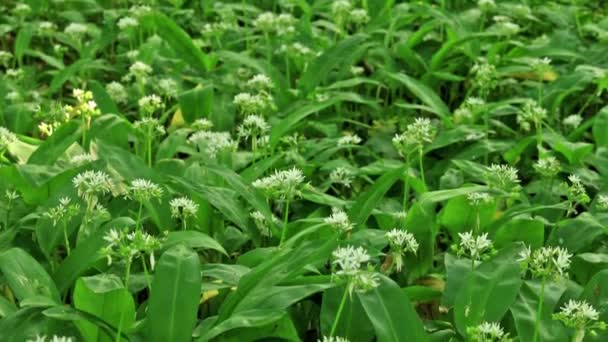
top-left (403, 153), bottom-right (411, 213)
top-left (63, 222), bottom-right (71, 256)
top-left (279, 200), bottom-right (290, 247)
top-left (573, 329), bottom-right (585, 342)
top-left (124, 259), bottom-right (132, 288)
top-left (330, 286), bottom-right (349, 337)
top-left (136, 202), bottom-right (143, 231)
top-left (81, 115), bottom-right (87, 147)
top-left (141, 256), bottom-right (152, 291)
top-left (532, 277), bottom-right (547, 342)
top-left (418, 148), bottom-right (425, 186)
top-left (147, 129), bottom-right (153, 167)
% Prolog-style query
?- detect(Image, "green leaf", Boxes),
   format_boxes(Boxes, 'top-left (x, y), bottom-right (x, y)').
top-left (438, 195), bottom-right (496, 236)
top-left (89, 81), bottom-right (119, 115)
top-left (298, 34), bottom-right (369, 95)
top-left (348, 165), bottom-right (406, 226)
top-left (357, 275), bottom-right (429, 342)
top-left (203, 310), bottom-right (286, 341)
top-left (162, 231), bottom-right (227, 256)
top-left (49, 58), bottom-right (92, 94)
top-left (0, 248), bottom-right (60, 304)
top-left (178, 85), bottom-right (214, 123)
top-left (147, 245), bottom-right (202, 342)
top-left (15, 25), bottom-right (34, 65)
top-left (28, 121), bottom-right (81, 165)
top-left (494, 218), bottom-right (544, 249)
top-left (384, 71), bottom-right (451, 121)
top-left (320, 285), bottom-right (375, 342)
top-left (592, 106), bottom-right (608, 148)
top-left (544, 132), bottom-right (593, 164)
top-left (140, 12), bottom-right (215, 72)
top-left (454, 244), bottom-right (523, 335)
top-left (73, 275), bottom-right (135, 342)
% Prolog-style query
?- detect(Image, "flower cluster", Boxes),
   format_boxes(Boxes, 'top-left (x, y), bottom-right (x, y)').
top-left (250, 210), bottom-right (279, 237)
top-left (252, 167), bottom-right (305, 200)
top-left (44, 197), bottom-right (80, 227)
top-left (64, 88), bottom-right (100, 121)
top-left (73, 170), bottom-right (113, 204)
top-left (247, 74), bottom-right (274, 91)
top-left (467, 322), bottom-right (512, 342)
top-left (170, 197), bottom-right (199, 222)
top-left (188, 131), bottom-right (235, 159)
top-left (337, 133), bottom-right (362, 146)
top-left (597, 194), bottom-right (608, 210)
top-left (534, 156), bottom-right (560, 178)
top-left (484, 164), bottom-right (520, 192)
top-left (386, 228), bottom-right (418, 272)
top-left (518, 245), bottom-right (572, 279)
top-left (126, 179), bottom-right (164, 203)
top-left (332, 245), bottom-right (379, 294)
top-left (106, 81), bottom-right (128, 104)
top-left (126, 61), bottom-right (153, 82)
top-left (134, 117), bottom-right (166, 137)
top-left (253, 12), bottom-right (296, 36)
top-left (471, 60), bottom-right (498, 95)
top-left (191, 118), bottom-right (214, 131)
top-left (138, 94), bottom-right (164, 116)
top-left (517, 100), bottom-right (546, 132)
top-left (453, 97), bottom-right (485, 124)
top-left (324, 209), bottom-right (354, 233)
top-left (392, 117), bottom-right (436, 156)
top-left (329, 167), bottom-right (355, 188)
top-left (564, 175), bottom-right (590, 216)
top-left (100, 228), bottom-right (163, 268)
top-left (454, 231), bottom-right (494, 263)
top-left (562, 114), bottom-right (583, 129)
top-left (237, 115), bottom-right (270, 149)
top-left (318, 337), bottom-right (350, 342)
top-left (0, 126), bottom-right (17, 153)
top-left (27, 335), bottom-right (74, 342)
top-left (553, 300), bottom-right (606, 335)
top-left (467, 192), bottom-right (493, 206)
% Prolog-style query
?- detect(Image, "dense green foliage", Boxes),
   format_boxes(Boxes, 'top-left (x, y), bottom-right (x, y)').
top-left (1, 0), bottom-right (608, 341)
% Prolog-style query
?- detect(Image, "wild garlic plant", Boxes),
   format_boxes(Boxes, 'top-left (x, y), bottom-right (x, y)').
top-left (384, 228), bottom-right (418, 274)
top-left (563, 175), bottom-right (590, 217)
top-left (2, 190), bottom-right (19, 230)
top-left (324, 209), bottom-right (354, 237)
top-left (553, 300), bottom-right (606, 342)
top-left (64, 88), bottom-right (100, 146)
top-left (392, 117), bottom-right (436, 211)
top-left (518, 245), bottom-right (573, 342)
top-left (466, 192), bottom-right (492, 234)
top-left (134, 117), bottom-right (166, 166)
top-left (453, 231), bottom-right (495, 270)
top-left (188, 130), bottom-right (235, 162)
top-left (330, 245), bottom-right (379, 336)
top-left (44, 197), bottom-right (80, 256)
top-left (467, 321), bottom-right (512, 342)
top-left (125, 178), bottom-right (163, 231)
top-left (252, 167), bottom-right (305, 246)
top-left (484, 164), bottom-right (521, 205)
top-left (237, 114), bottom-right (270, 158)
top-left (517, 99), bottom-right (547, 152)
top-left (72, 170), bottom-right (113, 238)
top-left (169, 196), bottom-right (199, 231)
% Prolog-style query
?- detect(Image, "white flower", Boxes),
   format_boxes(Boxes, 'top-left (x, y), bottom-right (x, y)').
top-left (127, 179), bottom-right (163, 202)
top-left (324, 209), bottom-right (354, 233)
top-left (64, 23), bottom-right (88, 37)
top-left (392, 118), bottom-right (436, 154)
top-left (117, 16), bottom-right (139, 30)
top-left (129, 5), bottom-right (152, 17)
top-left (191, 118), bottom-right (214, 131)
top-left (563, 114), bottom-right (583, 128)
top-left (477, 0), bottom-right (496, 10)
top-left (73, 170), bottom-right (113, 200)
top-left (485, 164), bottom-right (520, 190)
top-left (553, 300), bottom-right (605, 332)
top-left (134, 117), bottom-right (166, 136)
top-left (188, 131), bottom-right (235, 159)
top-left (457, 231), bottom-right (493, 261)
top-left (519, 245), bottom-right (572, 279)
top-left (349, 8), bottom-right (369, 25)
top-left (252, 167), bottom-right (305, 200)
top-left (38, 21), bottom-right (57, 34)
top-left (318, 337), bottom-right (350, 342)
top-left (332, 245), bottom-right (370, 276)
top-left (337, 134), bottom-right (362, 146)
top-left (170, 197), bottom-right (199, 219)
top-left (467, 321), bottom-right (510, 342)
top-left (129, 61), bottom-right (153, 80)
top-left (138, 94), bottom-right (164, 115)
top-left (534, 156), bottom-right (560, 178)
top-left (233, 92), bottom-right (270, 115)
top-left (253, 12), bottom-right (276, 32)
top-left (597, 194), bottom-right (608, 210)
top-left (386, 229), bottom-right (419, 254)
top-left (71, 153), bottom-right (95, 165)
top-left (517, 100), bottom-right (546, 131)
top-left (247, 74), bottom-right (274, 90)
top-left (237, 115), bottom-right (270, 139)
top-left (103, 229), bottom-right (121, 246)
top-left (329, 167), bottom-right (355, 188)
top-left (157, 78), bottom-right (179, 98)
top-left (106, 81), bottom-right (128, 104)
top-left (331, 0), bottom-right (352, 17)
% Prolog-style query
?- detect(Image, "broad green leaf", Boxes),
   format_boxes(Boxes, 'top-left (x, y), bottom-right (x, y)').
top-left (147, 245), bottom-right (202, 342)
top-left (358, 275), bottom-right (429, 342)
top-left (438, 195), bottom-right (496, 236)
top-left (162, 231), bottom-right (227, 256)
top-left (89, 81), bottom-right (119, 115)
top-left (73, 275), bottom-right (135, 342)
top-left (592, 106), bottom-right (608, 148)
top-left (178, 85), bottom-right (213, 123)
top-left (28, 121), bottom-right (81, 165)
top-left (384, 71), bottom-right (451, 121)
top-left (0, 248), bottom-right (60, 303)
top-left (494, 218), bottom-right (544, 249)
top-left (321, 285), bottom-right (375, 342)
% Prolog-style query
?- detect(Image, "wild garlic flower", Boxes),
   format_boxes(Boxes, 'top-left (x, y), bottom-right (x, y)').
top-left (386, 228), bottom-right (418, 272)
top-left (350, 66), bottom-right (365, 76)
top-left (188, 131), bottom-right (235, 159)
top-left (477, 0), bottom-right (497, 10)
top-left (562, 114), bottom-right (583, 129)
top-left (331, 0), bottom-right (352, 18)
top-left (247, 74), bottom-right (274, 90)
top-left (253, 12), bottom-right (276, 32)
top-left (252, 167), bottom-right (305, 200)
top-left (27, 335), bottom-right (75, 342)
top-left (13, 3), bottom-right (32, 16)
top-left (233, 92), bottom-right (270, 115)
top-left (517, 100), bottom-right (546, 132)
top-left (467, 322), bottom-right (511, 342)
top-left (392, 117), bottom-right (436, 156)
top-left (170, 197), bottom-right (199, 220)
top-left (467, 192), bottom-right (493, 206)
top-left (64, 89), bottom-right (100, 120)
top-left (349, 8), bottom-right (370, 26)
top-left (330, 167), bottom-right (355, 188)
top-left (128, 61), bottom-right (152, 81)
top-left (191, 118), bottom-right (214, 131)
top-left (453, 97), bottom-right (485, 124)
top-left (531, 57), bottom-right (552, 74)
top-left (117, 16), bottom-right (139, 30)
top-left (5, 68), bottom-right (24, 80)
top-left (597, 194), bottom-right (608, 210)
top-left (275, 13), bottom-right (296, 36)
top-left (64, 23), bottom-right (88, 38)
top-left (126, 179), bottom-right (163, 203)
top-left (564, 174), bottom-right (590, 215)
top-left (44, 197), bottom-right (80, 227)
top-left (332, 245), bottom-right (379, 294)
top-left (553, 300), bottom-right (606, 337)
top-left (134, 117), bottom-right (166, 137)
top-left (138, 94), bottom-right (164, 116)
top-left (318, 337), bottom-right (350, 342)
top-left (101, 228), bottom-right (163, 268)
top-left (38, 21), bottom-right (58, 34)
top-left (471, 61), bottom-right (498, 94)
top-left (157, 78), bottom-right (179, 98)
top-left (5, 190), bottom-right (19, 201)
top-left (455, 231), bottom-right (494, 263)
top-left (0, 126), bottom-right (17, 152)
top-left (0, 51), bottom-right (13, 67)
top-left (73, 170), bottom-right (113, 202)
top-left (106, 82), bottom-right (128, 104)
top-left (337, 133), bottom-right (362, 146)
top-left (518, 245), bottom-right (572, 279)
top-left (129, 4), bottom-right (152, 17)
top-left (324, 209), bottom-right (354, 233)
top-left (237, 115), bottom-right (270, 141)
top-left (534, 156), bottom-right (560, 178)
top-left (484, 164), bottom-right (520, 192)
top-left (279, 42), bottom-right (314, 58)
top-left (251, 210), bottom-right (279, 237)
